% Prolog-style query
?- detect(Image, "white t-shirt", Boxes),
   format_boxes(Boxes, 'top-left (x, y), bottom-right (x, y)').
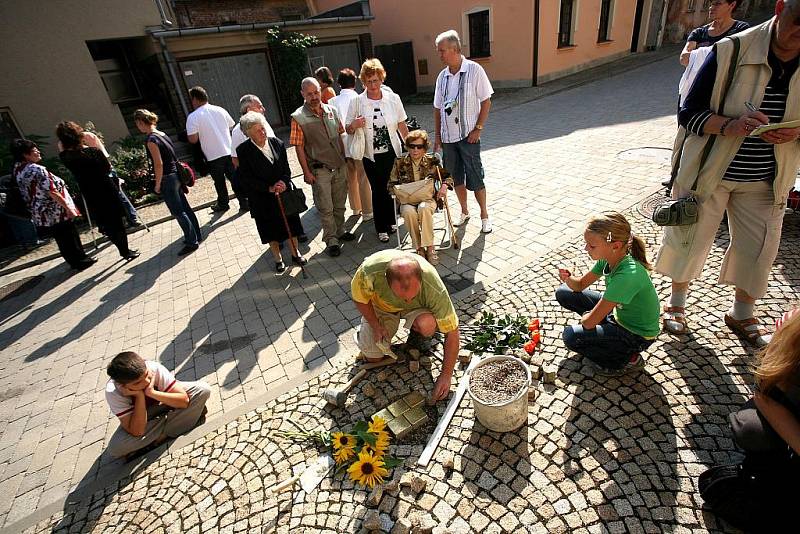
top-left (231, 120), bottom-right (275, 159)
top-left (186, 103), bottom-right (236, 161)
top-left (105, 361), bottom-right (178, 418)
top-left (433, 57), bottom-right (494, 143)
top-left (330, 89), bottom-right (360, 158)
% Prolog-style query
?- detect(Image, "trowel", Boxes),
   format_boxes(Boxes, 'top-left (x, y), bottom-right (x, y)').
top-left (267, 453), bottom-right (334, 495)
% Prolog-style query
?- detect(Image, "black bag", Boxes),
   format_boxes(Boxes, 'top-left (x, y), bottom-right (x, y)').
top-left (278, 183), bottom-right (307, 216)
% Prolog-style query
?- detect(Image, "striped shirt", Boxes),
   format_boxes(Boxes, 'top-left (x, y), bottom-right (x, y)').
top-left (433, 57), bottom-right (493, 144)
top-left (680, 48), bottom-right (799, 182)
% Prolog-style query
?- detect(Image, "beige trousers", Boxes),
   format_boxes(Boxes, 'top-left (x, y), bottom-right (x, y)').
top-left (399, 201), bottom-right (436, 249)
top-left (346, 158), bottom-right (372, 214)
top-left (655, 180), bottom-right (784, 299)
top-left (358, 306), bottom-right (431, 359)
top-left (311, 166), bottom-right (348, 245)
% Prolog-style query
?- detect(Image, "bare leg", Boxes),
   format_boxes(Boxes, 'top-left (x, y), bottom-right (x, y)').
top-left (475, 188), bottom-right (489, 219)
top-left (269, 241), bottom-right (282, 262)
top-left (455, 184), bottom-right (468, 215)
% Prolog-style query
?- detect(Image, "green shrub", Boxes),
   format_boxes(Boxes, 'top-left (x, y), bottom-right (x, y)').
top-left (266, 28), bottom-right (318, 118)
top-left (108, 139), bottom-right (151, 203)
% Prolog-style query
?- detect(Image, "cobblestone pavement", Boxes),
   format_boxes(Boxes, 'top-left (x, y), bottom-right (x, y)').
top-left (1, 56), bottom-right (688, 528)
top-left (17, 209), bottom-right (800, 534)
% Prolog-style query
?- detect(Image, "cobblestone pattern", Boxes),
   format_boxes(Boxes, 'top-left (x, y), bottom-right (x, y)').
top-left (20, 211), bottom-right (800, 533)
top-left (0, 56), bottom-right (691, 526)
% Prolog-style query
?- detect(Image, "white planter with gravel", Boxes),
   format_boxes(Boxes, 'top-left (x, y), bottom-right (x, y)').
top-left (467, 355), bottom-right (531, 432)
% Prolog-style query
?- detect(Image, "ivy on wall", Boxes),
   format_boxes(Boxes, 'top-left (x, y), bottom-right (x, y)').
top-left (266, 28), bottom-right (319, 121)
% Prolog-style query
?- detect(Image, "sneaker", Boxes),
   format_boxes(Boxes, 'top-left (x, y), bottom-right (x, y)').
top-left (377, 232), bottom-right (390, 243)
top-left (339, 231), bottom-right (356, 242)
top-left (291, 255), bottom-right (308, 266)
top-left (275, 261), bottom-right (286, 273)
top-left (593, 354), bottom-right (645, 377)
top-left (362, 212), bottom-right (374, 221)
top-left (128, 218), bottom-right (144, 228)
top-left (326, 244), bottom-right (342, 257)
top-left (209, 203), bottom-right (229, 213)
top-left (178, 244), bottom-right (199, 256)
top-left (481, 218), bottom-right (493, 234)
top-left (456, 212), bottom-right (470, 227)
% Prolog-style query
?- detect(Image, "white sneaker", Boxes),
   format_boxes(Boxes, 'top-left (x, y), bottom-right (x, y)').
top-left (456, 212), bottom-right (470, 226)
top-left (481, 218), bottom-right (493, 234)
top-left (362, 212), bottom-right (374, 221)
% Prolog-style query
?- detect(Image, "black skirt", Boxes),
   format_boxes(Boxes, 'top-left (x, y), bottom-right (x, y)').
top-left (252, 210), bottom-right (304, 244)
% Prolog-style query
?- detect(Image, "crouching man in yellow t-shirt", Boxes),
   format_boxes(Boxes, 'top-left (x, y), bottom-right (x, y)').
top-left (351, 250), bottom-right (460, 401)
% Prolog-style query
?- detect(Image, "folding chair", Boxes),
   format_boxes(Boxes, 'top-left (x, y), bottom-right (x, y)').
top-left (392, 167), bottom-right (459, 251)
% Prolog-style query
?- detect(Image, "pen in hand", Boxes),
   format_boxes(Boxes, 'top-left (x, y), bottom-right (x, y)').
top-left (744, 101), bottom-right (758, 113)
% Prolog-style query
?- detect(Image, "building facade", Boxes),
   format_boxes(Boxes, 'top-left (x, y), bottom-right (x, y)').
top-left (312, 0), bottom-right (670, 92)
top-left (0, 0), bottom-right (372, 155)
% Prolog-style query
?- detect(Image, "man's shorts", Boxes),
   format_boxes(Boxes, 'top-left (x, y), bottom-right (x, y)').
top-left (442, 138), bottom-right (485, 192)
top-left (357, 306), bottom-right (432, 360)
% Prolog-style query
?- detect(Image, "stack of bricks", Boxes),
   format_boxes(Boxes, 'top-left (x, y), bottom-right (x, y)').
top-left (372, 392), bottom-right (429, 440)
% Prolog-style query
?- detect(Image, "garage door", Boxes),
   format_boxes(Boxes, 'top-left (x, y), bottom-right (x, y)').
top-left (306, 41), bottom-right (362, 91)
top-left (180, 52), bottom-right (283, 127)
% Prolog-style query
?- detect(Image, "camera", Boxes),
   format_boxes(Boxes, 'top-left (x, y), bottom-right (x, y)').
top-left (652, 196), bottom-right (699, 226)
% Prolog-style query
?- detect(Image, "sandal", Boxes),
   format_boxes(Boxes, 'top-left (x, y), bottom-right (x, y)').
top-left (662, 306), bottom-right (688, 335)
top-left (724, 314), bottom-right (771, 348)
top-left (426, 249), bottom-right (439, 266)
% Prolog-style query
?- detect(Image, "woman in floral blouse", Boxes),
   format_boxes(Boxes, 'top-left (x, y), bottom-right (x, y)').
top-left (11, 139), bottom-right (95, 270)
top-left (388, 130), bottom-right (453, 265)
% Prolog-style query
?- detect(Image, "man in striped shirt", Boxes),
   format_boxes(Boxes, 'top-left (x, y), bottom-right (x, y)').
top-left (433, 30), bottom-right (494, 234)
top-left (658, 0), bottom-right (800, 348)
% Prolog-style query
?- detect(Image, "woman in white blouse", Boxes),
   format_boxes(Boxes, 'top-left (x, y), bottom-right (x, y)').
top-left (346, 58), bottom-right (409, 242)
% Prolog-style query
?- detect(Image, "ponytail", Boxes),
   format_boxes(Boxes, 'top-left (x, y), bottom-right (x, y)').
top-left (586, 211), bottom-right (650, 270)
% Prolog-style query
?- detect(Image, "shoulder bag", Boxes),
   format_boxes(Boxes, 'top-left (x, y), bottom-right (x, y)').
top-left (345, 97), bottom-right (366, 160)
top-left (653, 37), bottom-right (740, 227)
top-left (278, 179), bottom-right (308, 216)
top-left (154, 133), bottom-right (196, 187)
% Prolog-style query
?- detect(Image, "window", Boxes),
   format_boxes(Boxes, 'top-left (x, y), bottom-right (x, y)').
top-left (559, 0), bottom-right (575, 48)
top-left (468, 10), bottom-right (491, 58)
top-left (598, 0), bottom-right (613, 42)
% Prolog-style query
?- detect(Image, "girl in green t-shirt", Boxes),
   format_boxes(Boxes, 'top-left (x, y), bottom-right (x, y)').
top-left (555, 213), bottom-right (660, 376)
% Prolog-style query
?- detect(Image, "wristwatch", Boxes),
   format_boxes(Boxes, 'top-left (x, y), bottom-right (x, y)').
top-left (475, 124), bottom-right (484, 130)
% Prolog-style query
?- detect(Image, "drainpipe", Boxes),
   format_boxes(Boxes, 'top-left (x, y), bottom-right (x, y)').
top-left (153, 0), bottom-right (173, 27)
top-left (532, 0), bottom-right (540, 87)
top-left (157, 35), bottom-right (189, 117)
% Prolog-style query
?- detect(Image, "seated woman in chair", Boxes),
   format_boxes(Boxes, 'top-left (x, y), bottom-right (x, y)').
top-left (388, 130), bottom-right (452, 265)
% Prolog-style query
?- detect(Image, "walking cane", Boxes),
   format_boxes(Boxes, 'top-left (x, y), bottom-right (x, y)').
top-left (80, 195), bottom-right (99, 251)
top-left (275, 190), bottom-right (309, 279)
top-left (435, 168), bottom-right (459, 250)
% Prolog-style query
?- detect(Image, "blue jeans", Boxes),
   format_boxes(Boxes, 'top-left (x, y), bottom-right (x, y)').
top-left (555, 284), bottom-right (654, 370)
top-left (111, 170), bottom-right (139, 223)
top-left (161, 173), bottom-right (201, 245)
top-left (442, 138), bottom-right (485, 191)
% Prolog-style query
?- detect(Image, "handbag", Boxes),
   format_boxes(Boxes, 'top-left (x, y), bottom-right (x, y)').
top-left (278, 181), bottom-right (308, 216)
top-left (653, 37), bottom-right (740, 227)
top-left (393, 178), bottom-right (435, 205)
top-left (346, 97), bottom-right (366, 160)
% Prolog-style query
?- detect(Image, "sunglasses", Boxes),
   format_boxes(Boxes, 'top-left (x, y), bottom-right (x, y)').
top-left (406, 144), bottom-right (426, 149)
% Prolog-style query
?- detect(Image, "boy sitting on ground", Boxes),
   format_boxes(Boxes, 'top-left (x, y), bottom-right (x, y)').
top-left (105, 351), bottom-right (211, 459)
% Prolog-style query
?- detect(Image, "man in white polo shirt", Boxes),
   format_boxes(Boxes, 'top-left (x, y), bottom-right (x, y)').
top-left (433, 30), bottom-right (494, 234)
top-left (186, 86), bottom-right (249, 213)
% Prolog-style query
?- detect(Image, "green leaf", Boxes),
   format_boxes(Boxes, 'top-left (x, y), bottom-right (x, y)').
top-left (353, 421), bottom-right (368, 433)
top-left (358, 431), bottom-right (376, 446)
top-left (382, 457), bottom-right (403, 469)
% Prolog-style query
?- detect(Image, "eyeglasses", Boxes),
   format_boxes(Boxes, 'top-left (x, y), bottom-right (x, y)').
top-left (406, 144), bottom-right (426, 150)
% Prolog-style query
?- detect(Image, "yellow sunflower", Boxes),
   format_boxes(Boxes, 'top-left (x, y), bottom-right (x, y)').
top-left (361, 433), bottom-right (390, 457)
top-left (368, 416), bottom-right (387, 434)
top-left (331, 432), bottom-right (357, 451)
top-left (334, 446), bottom-right (355, 465)
top-left (347, 450), bottom-right (389, 488)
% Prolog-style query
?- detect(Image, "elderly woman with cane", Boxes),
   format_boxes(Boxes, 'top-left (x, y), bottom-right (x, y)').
top-left (236, 111), bottom-right (307, 273)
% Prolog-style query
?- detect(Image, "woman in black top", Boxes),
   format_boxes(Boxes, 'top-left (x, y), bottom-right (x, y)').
top-left (57, 121), bottom-right (139, 261)
top-left (680, 0), bottom-right (749, 66)
top-left (236, 111), bottom-right (306, 273)
top-left (134, 109), bottom-right (201, 256)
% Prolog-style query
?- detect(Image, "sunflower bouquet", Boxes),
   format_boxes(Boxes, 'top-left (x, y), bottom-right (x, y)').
top-left (333, 416), bottom-right (402, 488)
top-left (271, 415), bottom-right (402, 488)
